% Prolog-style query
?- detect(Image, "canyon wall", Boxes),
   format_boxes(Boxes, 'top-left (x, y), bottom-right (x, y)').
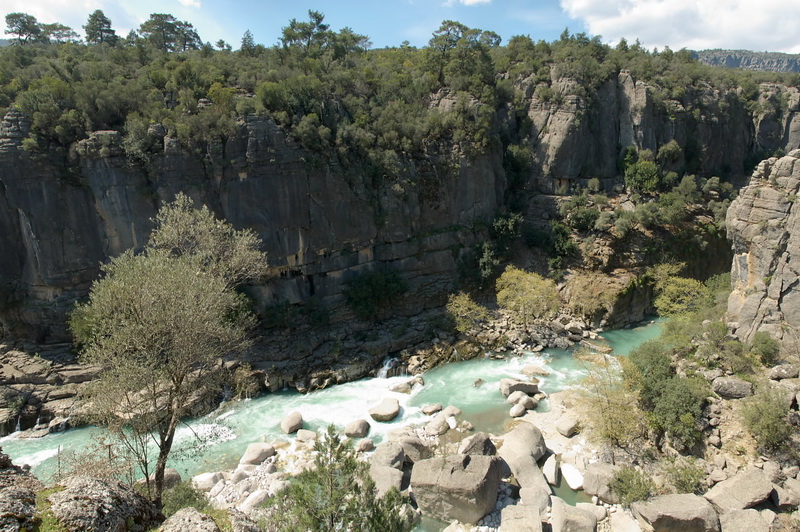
top-left (727, 150), bottom-right (800, 349)
top-left (1, 73), bottom-right (799, 355)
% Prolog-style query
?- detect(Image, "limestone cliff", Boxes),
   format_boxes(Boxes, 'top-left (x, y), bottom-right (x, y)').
top-left (695, 50), bottom-right (800, 73)
top-left (0, 71), bottom-right (797, 352)
top-left (727, 150), bottom-right (800, 348)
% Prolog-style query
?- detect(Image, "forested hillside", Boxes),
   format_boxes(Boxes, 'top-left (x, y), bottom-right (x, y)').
top-left (1, 9), bottom-right (799, 362)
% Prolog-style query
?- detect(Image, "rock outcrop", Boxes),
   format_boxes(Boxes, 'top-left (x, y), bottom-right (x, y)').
top-left (728, 150), bottom-right (800, 348)
top-left (0, 447), bottom-right (43, 532)
top-left (44, 475), bottom-right (162, 531)
top-left (631, 493), bottom-right (720, 532)
top-left (410, 454), bottom-right (502, 524)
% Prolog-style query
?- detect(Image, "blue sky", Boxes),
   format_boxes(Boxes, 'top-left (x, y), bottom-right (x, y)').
top-left (5, 0), bottom-right (800, 53)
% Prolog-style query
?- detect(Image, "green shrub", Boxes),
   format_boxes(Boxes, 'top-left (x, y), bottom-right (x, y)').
top-left (446, 292), bottom-right (490, 333)
top-left (663, 458), bottom-right (706, 494)
top-left (742, 385), bottom-right (792, 452)
top-left (264, 425), bottom-right (412, 531)
top-left (496, 265), bottom-right (560, 324)
top-left (609, 466), bottom-right (654, 506)
top-left (625, 159), bottom-right (662, 193)
top-left (750, 331), bottom-right (780, 365)
top-left (654, 276), bottom-right (712, 316)
top-left (161, 482), bottom-right (207, 518)
top-left (652, 377), bottom-right (704, 448)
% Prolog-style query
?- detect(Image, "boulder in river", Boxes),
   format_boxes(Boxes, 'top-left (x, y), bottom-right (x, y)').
top-left (499, 378), bottom-right (539, 397)
top-left (560, 463), bottom-right (584, 490)
top-left (411, 454), bottom-right (502, 525)
top-left (280, 411), bottom-right (303, 434)
top-left (369, 398), bottom-right (401, 422)
top-left (239, 443), bottom-right (275, 466)
top-left (345, 419), bottom-right (371, 438)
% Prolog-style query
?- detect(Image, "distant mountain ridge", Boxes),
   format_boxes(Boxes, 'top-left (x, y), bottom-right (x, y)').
top-left (694, 49), bottom-right (800, 72)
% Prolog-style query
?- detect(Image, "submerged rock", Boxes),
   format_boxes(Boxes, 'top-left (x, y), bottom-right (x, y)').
top-left (369, 398), bottom-right (401, 422)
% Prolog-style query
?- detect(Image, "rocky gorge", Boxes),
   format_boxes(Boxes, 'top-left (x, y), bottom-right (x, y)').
top-left (2, 70), bottom-right (800, 434)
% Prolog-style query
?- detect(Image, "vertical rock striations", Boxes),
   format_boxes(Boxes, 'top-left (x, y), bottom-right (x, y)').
top-left (727, 150), bottom-right (800, 348)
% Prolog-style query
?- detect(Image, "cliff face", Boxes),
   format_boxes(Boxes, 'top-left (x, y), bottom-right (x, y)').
top-left (695, 50), bottom-right (800, 73)
top-left (0, 72), bottom-right (798, 351)
top-left (727, 150), bottom-right (800, 349)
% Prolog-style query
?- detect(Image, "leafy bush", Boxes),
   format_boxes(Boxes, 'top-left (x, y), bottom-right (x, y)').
top-left (742, 385), bottom-right (792, 452)
top-left (750, 331), bottom-right (780, 365)
top-left (663, 458), bottom-right (706, 494)
top-left (654, 276), bottom-right (711, 316)
top-left (625, 159), bottom-right (662, 193)
top-left (652, 377), bottom-right (704, 448)
top-left (609, 466), bottom-right (654, 506)
top-left (446, 292), bottom-right (490, 333)
top-left (344, 268), bottom-right (407, 320)
top-left (495, 265), bottom-right (560, 324)
top-left (161, 482), bottom-right (207, 518)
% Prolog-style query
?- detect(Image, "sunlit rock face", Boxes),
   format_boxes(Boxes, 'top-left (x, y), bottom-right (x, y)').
top-left (727, 150), bottom-right (800, 350)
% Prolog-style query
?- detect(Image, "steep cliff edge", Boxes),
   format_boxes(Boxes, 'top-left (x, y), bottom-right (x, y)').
top-left (727, 150), bottom-right (800, 348)
top-left (0, 72), bottom-right (798, 351)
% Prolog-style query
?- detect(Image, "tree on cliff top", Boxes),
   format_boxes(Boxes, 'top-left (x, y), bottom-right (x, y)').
top-left (70, 194), bottom-right (267, 506)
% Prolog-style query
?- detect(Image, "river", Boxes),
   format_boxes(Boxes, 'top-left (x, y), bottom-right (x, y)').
top-left (1, 318), bottom-right (662, 521)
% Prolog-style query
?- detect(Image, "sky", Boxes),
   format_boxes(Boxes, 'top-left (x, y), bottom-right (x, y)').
top-left (3, 0), bottom-right (800, 53)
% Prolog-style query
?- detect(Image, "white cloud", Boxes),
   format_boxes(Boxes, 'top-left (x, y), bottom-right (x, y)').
top-left (177, 0), bottom-right (201, 7)
top-left (445, 0), bottom-right (492, 6)
top-left (560, 0), bottom-right (800, 53)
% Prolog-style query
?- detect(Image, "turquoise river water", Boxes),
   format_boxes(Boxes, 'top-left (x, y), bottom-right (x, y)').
top-left (1, 319), bottom-right (662, 515)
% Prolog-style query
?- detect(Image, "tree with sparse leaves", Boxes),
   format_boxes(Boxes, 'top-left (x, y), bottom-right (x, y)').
top-left (70, 194), bottom-right (267, 506)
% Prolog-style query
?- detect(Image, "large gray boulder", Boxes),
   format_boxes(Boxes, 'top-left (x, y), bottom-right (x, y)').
top-left (718, 509), bottom-right (769, 532)
top-left (46, 476), bottom-right (161, 532)
top-left (583, 463), bottom-right (621, 504)
top-left (498, 423), bottom-right (549, 497)
top-left (631, 493), bottom-right (720, 532)
top-left (344, 419), bottom-right (371, 438)
top-left (397, 435), bottom-right (433, 463)
top-left (371, 442), bottom-right (405, 470)
top-left (500, 504), bottom-right (542, 531)
top-left (703, 468), bottom-right (773, 512)
top-left (499, 378), bottom-right (539, 397)
top-left (425, 413), bottom-right (450, 435)
top-left (769, 364), bottom-right (800, 380)
top-left (410, 454), bottom-right (502, 524)
top-left (458, 432), bottom-right (496, 456)
top-left (519, 486), bottom-right (552, 516)
top-left (239, 443), bottom-right (275, 465)
top-left (551, 496), bottom-right (597, 532)
top-left (160, 507), bottom-right (220, 532)
top-left (280, 411), bottom-right (303, 434)
top-left (712, 377), bottom-right (753, 399)
top-left (369, 465), bottom-right (404, 498)
top-left (369, 398), bottom-right (401, 422)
